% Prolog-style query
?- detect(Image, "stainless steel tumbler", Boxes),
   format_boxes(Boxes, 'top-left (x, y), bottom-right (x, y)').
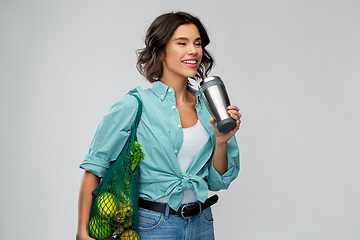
top-left (199, 76), bottom-right (236, 133)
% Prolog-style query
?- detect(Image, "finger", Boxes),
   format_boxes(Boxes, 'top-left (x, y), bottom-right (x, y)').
top-left (228, 110), bottom-right (242, 120)
top-left (227, 105), bottom-right (240, 111)
top-left (226, 121), bottom-right (240, 137)
top-left (236, 112), bottom-right (242, 120)
top-left (209, 117), bottom-right (222, 136)
top-left (232, 120), bottom-right (241, 133)
top-left (227, 107), bottom-right (241, 115)
top-left (229, 113), bottom-right (238, 120)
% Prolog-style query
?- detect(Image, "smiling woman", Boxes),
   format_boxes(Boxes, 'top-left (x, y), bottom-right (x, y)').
top-left (161, 24), bottom-right (203, 82)
top-left (136, 12), bottom-right (214, 83)
top-left (76, 11), bottom-right (242, 240)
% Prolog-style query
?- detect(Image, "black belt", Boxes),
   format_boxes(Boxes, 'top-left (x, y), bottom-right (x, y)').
top-left (139, 194), bottom-right (219, 219)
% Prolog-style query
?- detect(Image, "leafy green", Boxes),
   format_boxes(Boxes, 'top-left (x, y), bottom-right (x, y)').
top-left (128, 141), bottom-right (145, 172)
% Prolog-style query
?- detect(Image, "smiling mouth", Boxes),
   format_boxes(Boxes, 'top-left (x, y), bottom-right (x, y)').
top-left (182, 60), bottom-right (197, 64)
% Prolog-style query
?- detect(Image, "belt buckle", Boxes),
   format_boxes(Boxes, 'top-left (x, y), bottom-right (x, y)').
top-left (180, 204), bottom-right (192, 219)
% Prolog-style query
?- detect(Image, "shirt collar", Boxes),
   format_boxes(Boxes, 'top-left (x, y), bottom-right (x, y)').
top-left (151, 81), bottom-right (202, 103)
top-left (151, 81), bottom-right (170, 101)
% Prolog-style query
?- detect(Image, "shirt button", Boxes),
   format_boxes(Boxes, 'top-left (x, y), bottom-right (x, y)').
top-left (168, 89), bottom-right (172, 92)
top-left (174, 150), bottom-right (178, 153)
top-left (172, 105), bottom-right (176, 109)
top-left (161, 95), bottom-right (164, 98)
top-left (178, 125), bottom-right (181, 128)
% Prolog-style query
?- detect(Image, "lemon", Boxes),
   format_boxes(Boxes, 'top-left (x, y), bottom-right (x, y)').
top-left (97, 192), bottom-right (118, 218)
top-left (119, 229), bottom-right (139, 240)
top-left (89, 216), bottom-right (112, 240)
top-left (123, 216), bottom-right (133, 229)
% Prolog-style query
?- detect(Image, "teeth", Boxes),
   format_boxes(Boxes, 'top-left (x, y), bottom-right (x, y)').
top-left (183, 60), bottom-right (196, 64)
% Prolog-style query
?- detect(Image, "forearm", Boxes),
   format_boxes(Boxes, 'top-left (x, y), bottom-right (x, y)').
top-left (212, 141), bottom-right (228, 175)
top-left (76, 171), bottom-right (100, 239)
top-left (209, 105), bottom-right (242, 176)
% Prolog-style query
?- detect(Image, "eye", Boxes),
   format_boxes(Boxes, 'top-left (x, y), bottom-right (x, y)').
top-left (178, 42), bottom-right (186, 46)
top-left (195, 42), bottom-right (202, 47)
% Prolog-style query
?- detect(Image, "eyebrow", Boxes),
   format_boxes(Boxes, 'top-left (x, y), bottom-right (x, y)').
top-left (174, 37), bottom-right (202, 41)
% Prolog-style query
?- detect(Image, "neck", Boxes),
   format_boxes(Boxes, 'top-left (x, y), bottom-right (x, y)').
top-left (161, 75), bottom-right (189, 102)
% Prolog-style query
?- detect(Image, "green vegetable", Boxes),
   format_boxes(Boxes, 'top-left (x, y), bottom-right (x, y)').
top-left (128, 141), bottom-right (145, 172)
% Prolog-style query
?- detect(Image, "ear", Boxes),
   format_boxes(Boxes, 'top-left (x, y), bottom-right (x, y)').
top-left (159, 50), bottom-right (166, 61)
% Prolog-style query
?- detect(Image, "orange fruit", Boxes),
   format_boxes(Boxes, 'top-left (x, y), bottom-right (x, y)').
top-left (114, 224), bottom-right (125, 235)
top-left (119, 229), bottom-right (139, 240)
top-left (113, 201), bottom-right (132, 224)
top-left (123, 216), bottom-right (133, 228)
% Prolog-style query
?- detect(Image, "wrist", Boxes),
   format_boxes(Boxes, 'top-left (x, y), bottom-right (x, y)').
top-left (76, 227), bottom-right (89, 239)
top-left (215, 140), bottom-right (227, 148)
top-left (76, 233), bottom-right (89, 240)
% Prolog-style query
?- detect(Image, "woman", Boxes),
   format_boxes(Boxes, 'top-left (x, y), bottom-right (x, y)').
top-left (76, 12), bottom-right (242, 240)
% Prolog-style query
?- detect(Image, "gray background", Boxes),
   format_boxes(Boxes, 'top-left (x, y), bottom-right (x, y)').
top-left (1, 0), bottom-right (359, 239)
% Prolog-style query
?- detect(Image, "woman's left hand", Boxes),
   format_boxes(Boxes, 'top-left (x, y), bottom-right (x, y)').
top-left (209, 105), bottom-right (242, 145)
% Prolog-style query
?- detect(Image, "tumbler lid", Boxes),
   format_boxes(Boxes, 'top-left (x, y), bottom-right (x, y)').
top-left (199, 76), bottom-right (222, 86)
top-left (198, 76), bottom-right (224, 94)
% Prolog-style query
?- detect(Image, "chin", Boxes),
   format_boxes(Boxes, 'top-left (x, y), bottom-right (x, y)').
top-left (183, 70), bottom-right (198, 79)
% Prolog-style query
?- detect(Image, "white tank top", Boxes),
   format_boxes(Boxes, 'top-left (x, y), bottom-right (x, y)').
top-left (157, 119), bottom-right (209, 204)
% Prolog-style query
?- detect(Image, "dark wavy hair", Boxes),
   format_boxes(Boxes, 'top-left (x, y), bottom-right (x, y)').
top-left (136, 12), bottom-right (215, 82)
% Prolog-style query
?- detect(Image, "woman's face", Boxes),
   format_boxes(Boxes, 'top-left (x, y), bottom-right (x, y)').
top-left (161, 23), bottom-right (203, 80)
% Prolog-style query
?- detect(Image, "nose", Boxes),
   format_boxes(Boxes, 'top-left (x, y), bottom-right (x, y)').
top-left (187, 44), bottom-right (198, 55)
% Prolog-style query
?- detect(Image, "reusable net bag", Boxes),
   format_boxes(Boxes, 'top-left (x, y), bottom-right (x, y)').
top-left (89, 94), bottom-right (143, 240)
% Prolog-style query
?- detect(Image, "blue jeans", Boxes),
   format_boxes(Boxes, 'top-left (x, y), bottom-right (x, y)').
top-left (138, 203), bottom-right (215, 240)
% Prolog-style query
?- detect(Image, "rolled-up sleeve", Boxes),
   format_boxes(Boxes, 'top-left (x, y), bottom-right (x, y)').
top-left (79, 94), bottom-right (139, 178)
top-left (207, 136), bottom-right (240, 191)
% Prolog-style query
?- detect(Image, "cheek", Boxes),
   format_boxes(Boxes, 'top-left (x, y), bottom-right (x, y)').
top-left (165, 48), bottom-right (180, 63)
top-left (199, 48), bottom-right (203, 59)
top-left (198, 49), bottom-right (204, 63)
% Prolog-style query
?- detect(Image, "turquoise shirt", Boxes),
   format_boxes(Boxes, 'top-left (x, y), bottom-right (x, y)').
top-left (80, 81), bottom-right (240, 211)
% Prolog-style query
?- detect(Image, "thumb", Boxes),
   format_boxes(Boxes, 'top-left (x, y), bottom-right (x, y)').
top-left (209, 117), bottom-right (221, 136)
top-left (209, 117), bottom-right (216, 127)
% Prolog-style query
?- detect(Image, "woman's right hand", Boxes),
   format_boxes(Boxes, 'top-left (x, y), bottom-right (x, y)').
top-left (76, 232), bottom-right (96, 240)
